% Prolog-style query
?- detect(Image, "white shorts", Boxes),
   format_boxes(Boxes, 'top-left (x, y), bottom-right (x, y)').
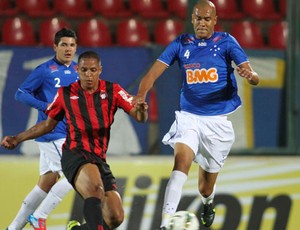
top-left (162, 111), bottom-right (235, 173)
top-left (37, 138), bottom-right (65, 176)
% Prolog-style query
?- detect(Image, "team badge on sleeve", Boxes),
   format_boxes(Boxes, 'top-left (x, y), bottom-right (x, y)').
top-left (118, 90), bottom-right (133, 104)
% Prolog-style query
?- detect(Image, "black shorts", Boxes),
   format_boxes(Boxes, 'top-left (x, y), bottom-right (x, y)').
top-left (61, 148), bottom-right (117, 192)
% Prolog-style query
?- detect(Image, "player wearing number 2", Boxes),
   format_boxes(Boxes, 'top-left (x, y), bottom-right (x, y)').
top-left (134, 0), bottom-right (260, 229)
top-left (6, 28), bottom-right (78, 230)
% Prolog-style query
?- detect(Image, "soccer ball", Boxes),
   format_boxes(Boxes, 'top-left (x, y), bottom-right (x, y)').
top-left (166, 211), bottom-right (200, 230)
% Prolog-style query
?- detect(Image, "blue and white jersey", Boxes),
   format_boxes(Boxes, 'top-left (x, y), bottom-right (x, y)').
top-left (15, 57), bottom-right (79, 142)
top-left (158, 32), bottom-right (249, 116)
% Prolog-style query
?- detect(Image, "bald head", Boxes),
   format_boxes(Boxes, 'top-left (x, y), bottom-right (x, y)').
top-left (194, 0), bottom-right (216, 16)
top-left (191, 0), bottom-right (217, 39)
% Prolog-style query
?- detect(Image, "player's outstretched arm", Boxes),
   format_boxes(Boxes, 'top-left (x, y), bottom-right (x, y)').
top-left (1, 117), bottom-right (59, 150)
top-left (135, 61), bottom-right (168, 102)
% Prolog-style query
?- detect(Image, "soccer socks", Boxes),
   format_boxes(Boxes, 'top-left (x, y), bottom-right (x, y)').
top-left (201, 184), bottom-right (216, 205)
top-left (83, 197), bottom-right (105, 230)
top-left (160, 170), bottom-right (187, 227)
top-left (69, 197), bottom-right (105, 230)
top-left (8, 185), bottom-right (47, 229)
top-left (34, 177), bottom-right (73, 219)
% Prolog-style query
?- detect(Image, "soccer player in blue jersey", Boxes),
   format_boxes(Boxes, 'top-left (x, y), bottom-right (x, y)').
top-left (134, 0), bottom-right (260, 229)
top-left (6, 28), bottom-right (79, 230)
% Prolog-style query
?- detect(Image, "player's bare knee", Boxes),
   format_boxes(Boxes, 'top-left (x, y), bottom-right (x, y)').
top-left (94, 183), bottom-right (105, 199)
top-left (107, 207), bottom-right (124, 228)
top-left (110, 211), bottom-right (124, 228)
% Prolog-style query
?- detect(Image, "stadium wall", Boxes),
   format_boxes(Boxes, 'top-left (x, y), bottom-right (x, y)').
top-left (0, 155), bottom-right (299, 230)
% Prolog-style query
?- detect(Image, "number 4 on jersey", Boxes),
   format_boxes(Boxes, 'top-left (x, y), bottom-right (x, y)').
top-left (184, 50), bottom-right (190, 59)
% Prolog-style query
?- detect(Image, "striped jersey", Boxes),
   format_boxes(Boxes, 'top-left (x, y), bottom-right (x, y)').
top-left (46, 80), bottom-right (134, 160)
top-left (158, 32), bottom-right (249, 116)
top-left (15, 57), bottom-right (79, 142)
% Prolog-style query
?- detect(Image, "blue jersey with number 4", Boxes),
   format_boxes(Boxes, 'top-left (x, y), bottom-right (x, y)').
top-left (158, 32), bottom-right (249, 116)
top-left (15, 57), bottom-right (79, 142)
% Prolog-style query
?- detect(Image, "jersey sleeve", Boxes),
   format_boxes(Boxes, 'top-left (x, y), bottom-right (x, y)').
top-left (157, 35), bottom-right (182, 66)
top-left (45, 88), bottom-right (65, 121)
top-left (114, 84), bottom-right (134, 113)
top-left (227, 34), bottom-right (249, 66)
top-left (15, 65), bottom-right (48, 111)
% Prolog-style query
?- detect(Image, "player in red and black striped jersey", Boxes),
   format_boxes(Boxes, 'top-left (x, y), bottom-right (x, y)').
top-left (1, 51), bottom-right (148, 230)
